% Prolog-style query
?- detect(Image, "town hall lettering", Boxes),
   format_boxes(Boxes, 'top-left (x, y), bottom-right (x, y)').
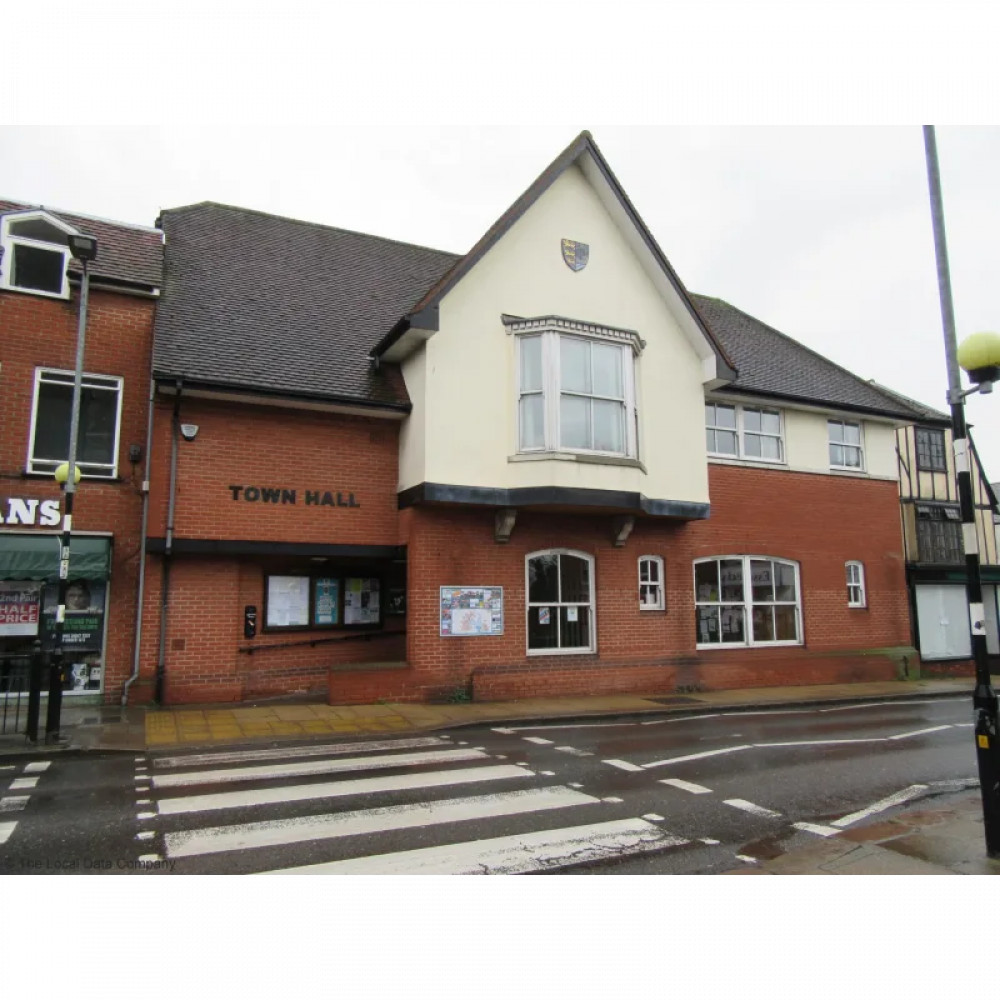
top-left (228, 486), bottom-right (360, 508)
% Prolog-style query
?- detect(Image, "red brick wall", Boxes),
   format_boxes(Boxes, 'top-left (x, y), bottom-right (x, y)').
top-left (146, 398), bottom-right (400, 544)
top-left (393, 464), bottom-right (915, 704)
top-left (0, 288), bottom-right (154, 703)
top-left (139, 399), bottom-right (406, 703)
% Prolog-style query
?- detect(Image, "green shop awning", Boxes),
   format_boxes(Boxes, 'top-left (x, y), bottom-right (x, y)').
top-left (0, 535), bottom-right (111, 581)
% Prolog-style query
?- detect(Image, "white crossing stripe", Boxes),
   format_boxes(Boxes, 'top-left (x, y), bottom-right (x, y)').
top-left (522, 737), bottom-right (554, 745)
top-left (258, 818), bottom-right (687, 875)
top-left (644, 745), bottom-right (751, 768)
top-left (555, 746), bottom-right (593, 756)
top-left (23, 761), bottom-right (51, 773)
top-left (659, 778), bottom-right (713, 795)
top-left (602, 759), bottom-right (644, 772)
top-left (165, 786), bottom-right (598, 859)
top-left (724, 799), bottom-right (782, 819)
top-left (136, 831), bottom-right (156, 841)
top-left (793, 821), bottom-right (841, 837)
top-left (154, 748), bottom-right (488, 789)
top-left (888, 726), bottom-right (952, 740)
top-left (153, 736), bottom-right (448, 769)
top-left (10, 777), bottom-right (38, 791)
top-left (0, 821), bottom-right (16, 844)
top-left (831, 784), bottom-right (928, 828)
top-left (0, 797), bottom-right (30, 813)
top-left (157, 764), bottom-right (534, 816)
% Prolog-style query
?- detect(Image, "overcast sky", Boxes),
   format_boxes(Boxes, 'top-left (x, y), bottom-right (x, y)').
top-left (5, 4), bottom-right (999, 482)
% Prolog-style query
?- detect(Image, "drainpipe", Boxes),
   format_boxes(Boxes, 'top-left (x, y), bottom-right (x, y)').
top-left (154, 378), bottom-right (183, 705)
top-left (121, 376), bottom-right (157, 706)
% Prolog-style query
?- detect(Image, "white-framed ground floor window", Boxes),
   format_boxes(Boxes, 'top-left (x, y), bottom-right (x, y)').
top-left (694, 555), bottom-right (801, 647)
top-left (526, 549), bottom-right (595, 653)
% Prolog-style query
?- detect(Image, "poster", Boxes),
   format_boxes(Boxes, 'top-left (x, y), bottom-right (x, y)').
top-left (344, 577), bottom-right (380, 625)
top-left (314, 578), bottom-right (339, 625)
top-left (0, 582), bottom-right (41, 636)
top-left (440, 586), bottom-right (504, 637)
top-left (266, 575), bottom-right (310, 627)
top-left (40, 580), bottom-right (107, 648)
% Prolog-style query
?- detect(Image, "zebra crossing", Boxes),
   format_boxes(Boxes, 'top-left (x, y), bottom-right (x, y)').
top-left (134, 734), bottom-right (691, 874)
top-left (0, 759), bottom-right (51, 845)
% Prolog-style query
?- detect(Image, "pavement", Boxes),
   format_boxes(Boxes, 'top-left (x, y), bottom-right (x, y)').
top-left (3, 674), bottom-right (999, 874)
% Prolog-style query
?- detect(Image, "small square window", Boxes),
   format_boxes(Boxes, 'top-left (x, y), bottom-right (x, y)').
top-left (27, 368), bottom-right (124, 478)
top-left (915, 427), bottom-right (947, 472)
top-left (829, 420), bottom-right (864, 470)
top-left (639, 555), bottom-right (664, 610)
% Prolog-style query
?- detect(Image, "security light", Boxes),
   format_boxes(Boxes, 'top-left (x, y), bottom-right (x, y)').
top-left (66, 233), bottom-right (98, 262)
top-left (179, 423), bottom-right (200, 441)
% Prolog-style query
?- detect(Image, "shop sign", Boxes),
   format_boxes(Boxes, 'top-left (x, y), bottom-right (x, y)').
top-left (0, 498), bottom-right (60, 527)
top-left (0, 582), bottom-right (41, 636)
top-left (228, 486), bottom-right (360, 508)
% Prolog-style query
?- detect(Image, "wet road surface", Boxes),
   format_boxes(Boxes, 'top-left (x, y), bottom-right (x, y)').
top-left (0, 696), bottom-right (977, 874)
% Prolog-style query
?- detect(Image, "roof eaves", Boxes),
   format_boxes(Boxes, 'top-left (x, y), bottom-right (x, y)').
top-left (151, 373), bottom-right (411, 414)
top-left (718, 384), bottom-right (937, 423)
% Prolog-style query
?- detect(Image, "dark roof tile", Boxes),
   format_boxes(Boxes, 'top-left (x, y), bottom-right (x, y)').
top-left (153, 202), bottom-right (458, 407)
top-left (691, 294), bottom-right (939, 421)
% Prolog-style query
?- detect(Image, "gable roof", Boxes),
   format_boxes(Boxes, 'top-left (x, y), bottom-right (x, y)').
top-left (692, 295), bottom-right (942, 422)
top-left (0, 199), bottom-right (162, 290)
top-left (371, 131), bottom-right (737, 383)
top-left (152, 202), bottom-right (457, 408)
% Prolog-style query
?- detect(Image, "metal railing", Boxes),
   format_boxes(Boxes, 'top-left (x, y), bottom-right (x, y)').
top-left (0, 644), bottom-right (45, 740)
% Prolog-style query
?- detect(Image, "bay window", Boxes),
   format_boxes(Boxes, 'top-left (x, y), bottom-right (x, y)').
top-left (694, 556), bottom-right (801, 647)
top-left (515, 320), bottom-right (638, 458)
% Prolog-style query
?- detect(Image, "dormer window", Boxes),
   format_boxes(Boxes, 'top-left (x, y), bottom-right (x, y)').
top-left (0, 211), bottom-right (77, 299)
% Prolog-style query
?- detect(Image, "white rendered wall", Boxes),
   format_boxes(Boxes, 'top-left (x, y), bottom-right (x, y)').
top-left (398, 165), bottom-right (710, 503)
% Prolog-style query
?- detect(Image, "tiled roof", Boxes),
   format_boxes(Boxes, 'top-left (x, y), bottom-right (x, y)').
top-left (691, 294), bottom-right (939, 421)
top-left (0, 199), bottom-right (162, 289)
top-left (153, 202), bottom-right (458, 408)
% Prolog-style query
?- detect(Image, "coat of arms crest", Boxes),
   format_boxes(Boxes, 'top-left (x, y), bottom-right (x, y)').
top-left (561, 239), bottom-right (589, 272)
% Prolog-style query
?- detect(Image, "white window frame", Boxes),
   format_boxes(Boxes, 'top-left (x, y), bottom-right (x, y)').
top-left (693, 555), bottom-right (802, 649)
top-left (516, 330), bottom-right (638, 459)
top-left (639, 555), bottom-right (665, 611)
top-left (0, 210), bottom-right (77, 300)
top-left (705, 400), bottom-right (785, 464)
top-left (525, 548), bottom-right (596, 655)
top-left (828, 419), bottom-right (865, 471)
top-left (27, 368), bottom-right (124, 479)
top-left (846, 561), bottom-right (866, 608)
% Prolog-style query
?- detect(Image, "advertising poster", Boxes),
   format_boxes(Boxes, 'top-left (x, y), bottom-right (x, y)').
top-left (314, 578), bottom-right (340, 625)
top-left (266, 576), bottom-right (310, 627)
top-left (40, 580), bottom-right (107, 648)
top-left (440, 586), bottom-right (504, 637)
top-left (344, 577), bottom-right (380, 625)
top-left (0, 582), bottom-right (41, 636)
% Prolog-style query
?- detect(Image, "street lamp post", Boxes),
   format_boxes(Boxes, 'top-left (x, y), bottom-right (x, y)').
top-left (923, 125), bottom-right (1000, 857)
top-left (45, 233), bottom-right (98, 743)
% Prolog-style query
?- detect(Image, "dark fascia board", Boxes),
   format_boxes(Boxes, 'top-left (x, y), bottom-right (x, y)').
top-left (146, 537), bottom-right (404, 560)
top-left (717, 385), bottom-right (947, 425)
top-left (152, 374), bottom-right (411, 414)
top-left (398, 481), bottom-right (710, 520)
top-left (371, 131), bottom-right (737, 379)
top-left (67, 272), bottom-right (159, 295)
